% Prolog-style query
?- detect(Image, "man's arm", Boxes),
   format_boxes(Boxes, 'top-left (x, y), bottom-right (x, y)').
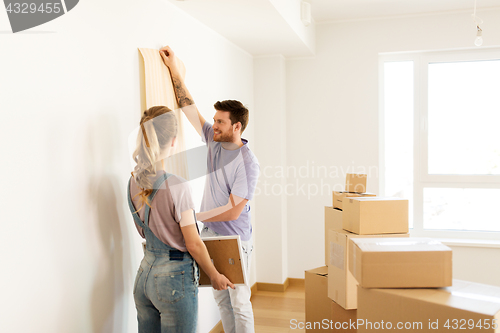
top-left (196, 194), bottom-right (248, 222)
top-left (159, 46), bottom-right (206, 136)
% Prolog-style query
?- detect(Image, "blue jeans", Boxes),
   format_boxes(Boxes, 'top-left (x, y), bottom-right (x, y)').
top-left (134, 249), bottom-right (199, 333)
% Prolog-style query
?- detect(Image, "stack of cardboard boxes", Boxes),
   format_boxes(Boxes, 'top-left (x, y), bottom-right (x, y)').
top-left (327, 174), bottom-right (410, 332)
top-left (306, 173), bottom-right (500, 332)
top-left (308, 173), bottom-right (395, 332)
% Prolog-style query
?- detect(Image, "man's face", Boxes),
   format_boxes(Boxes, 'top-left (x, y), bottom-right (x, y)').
top-left (213, 110), bottom-right (235, 142)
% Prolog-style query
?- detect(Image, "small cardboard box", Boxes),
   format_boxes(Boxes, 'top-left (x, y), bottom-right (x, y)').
top-left (333, 191), bottom-right (376, 210)
top-left (357, 280), bottom-right (500, 333)
top-left (349, 237), bottom-right (452, 288)
top-left (331, 300), bottom-right (357, 332)
top-left (305, 266), bottom-right (332, 332)
top-left (325, 207), bottom-right (342, 266)
top-left (343, 197), bottom-right (409, 235)
top-left (345, 173), bottom-right (367, 193)
top-left (328, 229), bottom-right (409, 309)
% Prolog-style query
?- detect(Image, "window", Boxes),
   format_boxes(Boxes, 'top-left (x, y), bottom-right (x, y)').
top-left (427, 60), bottom-right (500, 175)
top-left (381, 48), bottom-right (500, 240)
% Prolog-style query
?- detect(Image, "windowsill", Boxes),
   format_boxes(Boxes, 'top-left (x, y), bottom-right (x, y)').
top-left (434, 238), bottom-right (500, 249)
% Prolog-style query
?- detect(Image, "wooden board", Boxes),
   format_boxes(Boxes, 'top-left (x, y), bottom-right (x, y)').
top-left (199, 236), bottom-right (247, 287)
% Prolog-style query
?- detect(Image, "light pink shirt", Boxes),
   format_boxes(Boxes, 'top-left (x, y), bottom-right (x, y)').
top-left (129, 172), bottom-right (195, 252)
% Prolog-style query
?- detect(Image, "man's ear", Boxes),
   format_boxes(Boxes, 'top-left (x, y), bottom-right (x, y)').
top-left (233, 122), bottom-right (242, 133)
top-left (171, 136), bottom-right (177, 147)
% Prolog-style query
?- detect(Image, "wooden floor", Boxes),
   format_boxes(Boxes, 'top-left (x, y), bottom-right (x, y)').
top-left (250, 280), bottom-right (306, 333)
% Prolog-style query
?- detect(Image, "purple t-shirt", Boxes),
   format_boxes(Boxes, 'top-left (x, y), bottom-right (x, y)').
top-left (200, 121), bottom-right (259, 241)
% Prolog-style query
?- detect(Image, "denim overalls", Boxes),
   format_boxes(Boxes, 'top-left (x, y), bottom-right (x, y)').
top-left (127, 173), bottom-right (199, 333)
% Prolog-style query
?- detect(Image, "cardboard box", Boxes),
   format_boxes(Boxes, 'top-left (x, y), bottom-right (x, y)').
top-left (331, 300), bottom-right (357, 332)
top-left (345, 173), bottom-right (367, 193)
top-left (343, 197), bottom-right (409, 235)
top-left (305, 266), bottom-right (332, 332)
top-left (357, 280), bottom-right (500, 332)
top-left (325, 207), bottom-right (342, 266)
top-left (328, 229), bottom-right (409, 309)
top-left (333, 191), bottom-right (376, 210)
top-left (349, 237), bottom-right (452, 288)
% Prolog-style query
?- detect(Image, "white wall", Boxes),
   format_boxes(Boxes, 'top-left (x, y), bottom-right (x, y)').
top-left (285, 9), bottom-right (500, 278)
top-left (448, 245), bottom-right (500, 287)
top-left (254, 55), bottom-right (288, 284)
top-left (0, 0), bottom-right (253, 332)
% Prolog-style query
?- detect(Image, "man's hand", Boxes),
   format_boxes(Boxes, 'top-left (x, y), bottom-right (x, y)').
top-left (159, 46), bottom-right (181, 75)
top-left (158, 46), bottom-right (205, 134)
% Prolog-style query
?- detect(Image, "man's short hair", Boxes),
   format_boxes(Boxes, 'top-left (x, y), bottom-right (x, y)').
top-left (214, 100), bottom-right (249, 133)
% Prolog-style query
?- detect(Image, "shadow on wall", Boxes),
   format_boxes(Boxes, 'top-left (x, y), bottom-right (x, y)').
top-left (86, 112), bottom-right (133, 333)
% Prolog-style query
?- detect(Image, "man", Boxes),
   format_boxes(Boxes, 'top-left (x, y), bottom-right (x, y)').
top-left (160, 46), bottom-right (259, 333)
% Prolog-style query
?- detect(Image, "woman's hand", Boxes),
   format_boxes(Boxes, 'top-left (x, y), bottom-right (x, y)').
top-left (159, 46), bottom-right (180, 75)
top-left (211, 273), bottom-right (236, 291)
top-left (180, 214), bottom-right (235, 292)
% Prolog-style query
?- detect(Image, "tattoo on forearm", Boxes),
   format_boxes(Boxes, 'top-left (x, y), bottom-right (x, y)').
top-left (172, 77), bottom-right (194, 107)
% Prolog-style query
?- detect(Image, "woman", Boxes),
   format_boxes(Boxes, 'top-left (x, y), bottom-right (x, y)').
top-left (127, 106), bottom-right (234, 333)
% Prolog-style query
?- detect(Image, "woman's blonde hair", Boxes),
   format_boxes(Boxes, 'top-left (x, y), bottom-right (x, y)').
top-left (131, 106), bottom-right (177, 212)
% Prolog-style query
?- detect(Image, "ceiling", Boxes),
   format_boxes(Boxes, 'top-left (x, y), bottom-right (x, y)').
top-left (167, 0), bottom-right (314, 57)
top-left (310, 0), bottom-right (500, 22)
top-left (167, 0), bottom-right (500, 57)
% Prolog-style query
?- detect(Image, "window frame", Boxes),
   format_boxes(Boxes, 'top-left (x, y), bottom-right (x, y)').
top-left (380, 47), bottom-right (500, 241)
